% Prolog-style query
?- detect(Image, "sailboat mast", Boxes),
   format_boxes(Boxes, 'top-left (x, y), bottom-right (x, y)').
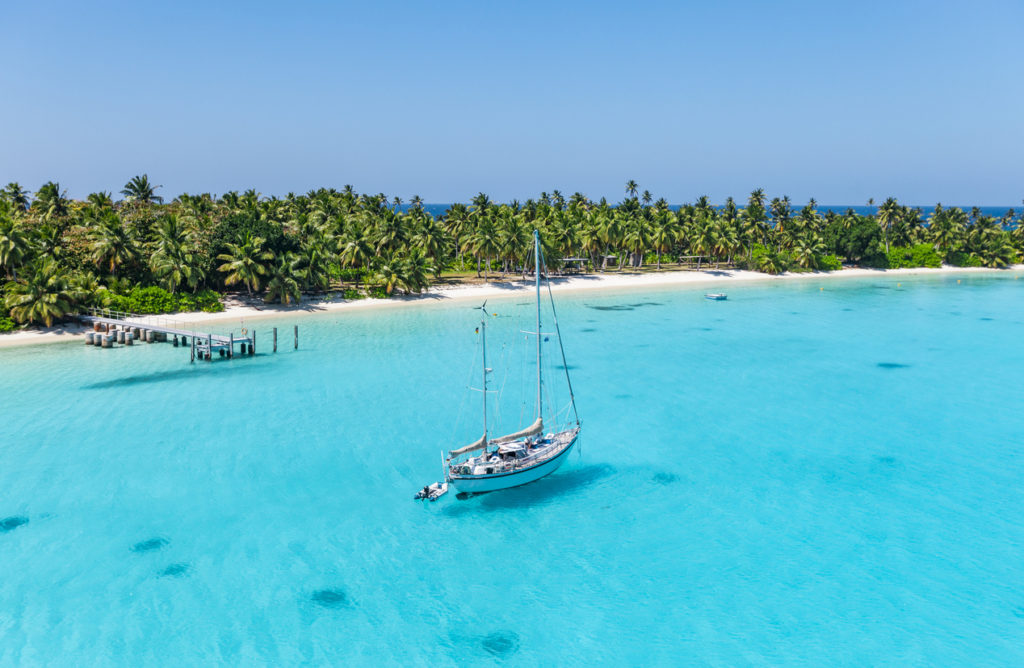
top-left (481, 313), bottom-right (488, 440)
top-left (534, 230), bottom-right (542, 421)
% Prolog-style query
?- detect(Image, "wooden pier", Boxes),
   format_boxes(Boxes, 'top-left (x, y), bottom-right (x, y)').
top-left (78, 308), bottom-right (269, 362)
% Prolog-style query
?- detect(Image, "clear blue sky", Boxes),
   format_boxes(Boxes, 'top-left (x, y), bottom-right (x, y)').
top-left (2, 0), bottom-right (1021, 205)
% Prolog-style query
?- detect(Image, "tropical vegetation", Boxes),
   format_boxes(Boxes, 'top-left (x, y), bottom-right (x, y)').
top-left (1, 177), bottom-right (1021, 327)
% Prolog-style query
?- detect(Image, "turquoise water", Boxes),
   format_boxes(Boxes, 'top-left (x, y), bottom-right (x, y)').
top-left (2, 272), bottom-right (1024, 665)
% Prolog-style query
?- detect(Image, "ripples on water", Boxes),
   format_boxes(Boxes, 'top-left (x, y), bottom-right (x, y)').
top-left (2, 272), bottom-right (1024, 663)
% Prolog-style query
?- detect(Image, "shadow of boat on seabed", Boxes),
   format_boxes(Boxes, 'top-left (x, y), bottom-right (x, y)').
top-left (443, 463), bottom-right (616, 515)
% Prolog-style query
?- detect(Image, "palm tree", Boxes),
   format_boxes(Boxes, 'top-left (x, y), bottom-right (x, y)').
top-left (89, 213), bottom-right (139, 277)
top-left (876, 197), bottom-right (899, 254)
top-left (1, 183), bottom-right (31, 211)
top-left (33, 182), bottom-right (69, 222)
top-left (372, 250), bottom-right (429, 295)
top-left (217, 234), bottom-right (274, 295)
top-left (756, 251), bottom-right (786, 275)
top-left (264, 253), bottom-right (303, 304)
top-left (294, 234), bottom-right (332, 291)
top-left (339, 226), bottom-right (375, 286)
top-left (412, 217), bottom-right (448, 277)
top-left (792, 234), bottom-right (826, 269)
top-left (0, 216), bottom-right (30, 278)
top-left (87, 192), bottom-right (114, 210)
top-left (977, 236), bottom-right (1018, 268)
top-left (649, 211), bottom-right (676, 269)
top-left (743, 188), bottom-right (769, 257)
top-left (467, 217), bottom-right (501, 279)
top-left (622, 219), bottom-right (647, 268)
top-left (4, 259), bottom-right (81, 326)
top-left (692, 217), bottom-right (718, 270)
top-left (120, 174), bottom-right (163, 204)
top-left (400, 249), bottom-right (431, 293)
top-left (625, 180), bottom-right (639, 200)
top-left (150, 217), bottom-right (202, 292)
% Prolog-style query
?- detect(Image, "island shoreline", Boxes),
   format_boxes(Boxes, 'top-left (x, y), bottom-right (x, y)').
top-left (2, 264), bottom-right (1021, 349)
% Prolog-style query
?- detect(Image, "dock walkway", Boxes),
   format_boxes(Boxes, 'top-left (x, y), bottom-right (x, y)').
top-left (79, 308), bottom-right (255, 361)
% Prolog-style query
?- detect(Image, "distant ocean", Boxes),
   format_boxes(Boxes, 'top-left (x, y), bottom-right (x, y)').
top-left (407, 204), bottom-right (1019, 219)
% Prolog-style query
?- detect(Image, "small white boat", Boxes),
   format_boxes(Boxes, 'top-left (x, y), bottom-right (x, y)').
top-left (414, 481), bottom-right (449, 501)
top-left (444, 230), bottom-right (581, 495)
top-left (705, 293), bottom-right (727, 300)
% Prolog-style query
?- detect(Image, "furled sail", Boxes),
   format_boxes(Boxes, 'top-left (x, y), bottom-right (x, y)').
top-left (449, 434), bottom-right (487, 456)
top-left (491, 417), bottom-right (544, 445)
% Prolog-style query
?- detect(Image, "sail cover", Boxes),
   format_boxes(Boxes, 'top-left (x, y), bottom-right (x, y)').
top-left (449, 434), bottom-right (487, 456)
top-left (491, 417), bottom-right (544, 445)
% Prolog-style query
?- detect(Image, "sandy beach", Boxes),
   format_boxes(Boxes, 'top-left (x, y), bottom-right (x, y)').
top-left (2, 264), bottom-right (1021, 349)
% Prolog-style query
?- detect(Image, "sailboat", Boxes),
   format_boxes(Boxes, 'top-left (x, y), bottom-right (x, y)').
top-left (444, 230), bottom-right (581, 494)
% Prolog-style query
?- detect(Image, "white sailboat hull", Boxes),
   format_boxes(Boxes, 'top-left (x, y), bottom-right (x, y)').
top-left (448, 432), bottom-right (578, 494)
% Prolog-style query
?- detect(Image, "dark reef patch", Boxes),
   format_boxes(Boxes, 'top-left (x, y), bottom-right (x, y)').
top-left (0, 516), bottom-right (29, 533)
top-left (159, 563), bottom-right (191, 578)
top-left (587, 305), bottom-right (634, 312)
top-left (980, 317), bottom-right (994, 321)
top-left (481, 631), bottom-right (520, 657)
top-left (311, 588), bottom-right (349, 609)
top-left (131, 537), bottom-right (169, 553)
top-left (580, 328), bottom-right (597, 333)
top-left (652, 472), bottom-right (680, 485)
top-left (876, 362), bottom-right (911, 369)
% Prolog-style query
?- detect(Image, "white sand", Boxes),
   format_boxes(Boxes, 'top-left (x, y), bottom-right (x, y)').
top-left (2, 264), bottom-right (1021, 349)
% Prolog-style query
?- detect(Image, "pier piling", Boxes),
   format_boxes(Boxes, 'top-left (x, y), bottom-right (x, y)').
top-left (273, 327), bottom-right (278, 353)
top-left (294, 325), bottom-right (298, 350)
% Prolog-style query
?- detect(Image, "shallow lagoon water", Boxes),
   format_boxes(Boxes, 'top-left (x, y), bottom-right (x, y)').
top-left (2, 272), bottom-right (1023, 664)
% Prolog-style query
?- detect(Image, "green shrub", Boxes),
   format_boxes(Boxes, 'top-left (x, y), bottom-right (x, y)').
top-left (343, 288), bottom-right (365, 300)
top-left (818, 254), bottom-right (843, 271)
top-left (861, 251), bottom-right (890, 269)
top-left (177, 289), bottom-right (224, 313)
top-left (886, 244), bottom-right (942, 269)
top-left (337, 267), bottom-right (368, 283)
top-left (124, 286), bottom-right (177, 314)
top-left (370, 287), bottom-right (389, 299)
top-left (0, 316), bottom-right (16, 333)
top-left (99, 287), bottom-right (223, 314)
top-left (197, 290), bottom-right (224, 312)
top-left (946, 250), bottom-right (984, 267)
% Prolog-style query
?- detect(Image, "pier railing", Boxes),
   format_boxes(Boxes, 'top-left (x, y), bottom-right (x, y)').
top-left (84, 307), bottom-right (207, 338)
